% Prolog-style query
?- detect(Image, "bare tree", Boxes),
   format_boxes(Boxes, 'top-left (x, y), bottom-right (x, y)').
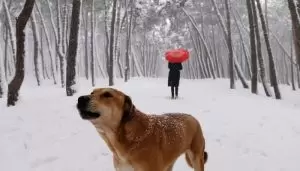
top-left (108, 0), bottom-right (118, 86)
top-left (30, 11), bottom-right (41, 86)
top-left (3, 0), bottom-right (16, 64)
top-left (7, 0), bottom-right (35, 106)
top-left (287, 0), bottom-right (300, 68)
top-left (225, 0), bottom-right (235, 89)
top-left (90, 0), bottom-right (95, 86)
top-left (125, 0), bottom-right (134, 82)
top-left (251, 0), bottom-right (271, 96)
top-left (246, 0), bottom-right (258, 94)
top-left (66, 0), bottom-right (81, 96)
top-left (255, 0), bottom-right (281, 99)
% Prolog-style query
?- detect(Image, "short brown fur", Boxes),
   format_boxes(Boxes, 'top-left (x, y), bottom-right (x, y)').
top-left (78, 88), bottom-right (208, 171)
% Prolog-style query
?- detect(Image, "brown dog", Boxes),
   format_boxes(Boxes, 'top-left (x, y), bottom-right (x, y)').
top-left (76, 88), bottom-right (208, 171)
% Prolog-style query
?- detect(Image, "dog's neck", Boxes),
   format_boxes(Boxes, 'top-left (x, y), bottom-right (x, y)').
top-left (117, 109), bottom-right (154, 151)
top-left (95, 109), bottom-right (154, 162)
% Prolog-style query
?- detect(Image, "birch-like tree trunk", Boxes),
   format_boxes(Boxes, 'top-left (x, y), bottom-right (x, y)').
top-left (211, 0), bottom-right (249, 88)
top-left (90, 0), bottom-right (95, 86)
top-left (30, 12), bottom-right (41, 86)
top-left (7, 0), bottom-right (35, 106)
top-left (255, 0), bottom-right (281, 99)
top-left (4, 24), bottom-right (9, 80)
top-left (3, 0), bottom-right (16, 64)
top-left (36, 2), bottom-right (57, 84)
top-left (125, 0), bottom-right (133, 82)
top-left (83, 0), bottom-right (89, 80)
top-left (66, 0), bottom-right (81, 96)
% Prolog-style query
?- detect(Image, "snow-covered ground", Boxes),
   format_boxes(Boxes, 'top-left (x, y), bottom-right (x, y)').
top-left (1, 78), bottom-right (300, 171)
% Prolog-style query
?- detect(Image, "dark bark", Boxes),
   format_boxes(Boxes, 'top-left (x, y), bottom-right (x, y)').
top-left (251, 0), bottom-right (271, 97)
top-left (108, 0), bottom-right (118, 86)
top-left (287, 0), bottom-right (300, 68)
top-left (225, 0), bottom-right (235, 89)
top-left (7, 0), bottom-right (35, 106)
top-left (255, 0), bottom-right (281, 99)
top-left (291, 35), bottom-right (296, 91)
top-left (246, 0), bottom-right (257, 94)
top-left (30, 13), bottom-right (41, 86)
top-left (66, 0), bottom-right (81, 96)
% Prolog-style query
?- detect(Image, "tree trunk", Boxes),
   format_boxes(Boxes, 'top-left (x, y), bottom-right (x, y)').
top-left (246, 0), bottom-right (258, 94)
top-left (224, 0), bottom-right (235, 89)
top-left (56, 0), bottom-right (66, 88)
top-left (211, 0), bottom-right (248, 88)
top-left (125, 0), bottom-right (133, 82)
top-left (83, 0), bottom-right (89, 80)
top-left (90, 0), bottom-right (95, 86)
top-left (291, 34), bottom-right (296, 91)
top-left (66, 0), bottom-right (81, 96)
top-left (255, 0), bottom-right (281, 99)
top-left (36, 2), bottom-right (57, 84)
top-left (7, 0), bottom-right (35, 106)
top-left (108, 0), bottom-right (118, 86)
top-left (251, 0), bottom-right (271, 96)
top-left (4, 23), bottom-right (9, 80)
top-left (3, 0), bottom-right (16, 64)
top-left (30, 12), bottom-right (41, 86)
top-left (104, 0), bottom-right (110, 78)
top-left (0, 49), bottom-right (4, 98)
top-left (287, 0), bottom-right (300, 68)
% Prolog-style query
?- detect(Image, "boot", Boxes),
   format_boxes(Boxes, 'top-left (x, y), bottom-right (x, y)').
top-left (175, 87), bottom-right (178, 98)
top-left (171, 86), bottom-right (175, 99)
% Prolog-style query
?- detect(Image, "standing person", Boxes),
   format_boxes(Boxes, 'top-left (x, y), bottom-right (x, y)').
top-left (168, 62), bottom-right (183, 99)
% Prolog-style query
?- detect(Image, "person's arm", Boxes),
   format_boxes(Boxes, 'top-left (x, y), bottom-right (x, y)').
top-left (179, 63), bottom-right (183, 70)
top-left (168, 62), bottom-right (171, 69)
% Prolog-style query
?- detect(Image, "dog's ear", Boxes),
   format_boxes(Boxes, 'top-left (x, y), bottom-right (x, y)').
top-left (121, 95), bottom-right (134, 123)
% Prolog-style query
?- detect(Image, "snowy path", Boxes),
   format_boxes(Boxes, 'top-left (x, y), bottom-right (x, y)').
top-left (1, 78), bottom-right (300, 171)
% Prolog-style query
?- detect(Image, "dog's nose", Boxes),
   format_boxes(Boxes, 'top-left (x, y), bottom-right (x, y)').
top-left (78, 96), bottom-right (89, 103)
top-left (77, 96), bottom-right (90, 109)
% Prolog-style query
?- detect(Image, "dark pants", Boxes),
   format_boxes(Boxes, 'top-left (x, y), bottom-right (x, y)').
top-left (171, 86), bottom-right (178, 98)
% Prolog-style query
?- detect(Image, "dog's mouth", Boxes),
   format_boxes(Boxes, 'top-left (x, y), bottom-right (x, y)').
top-left (76, 104), bottom-right (100, 120)
top-left (78, 109), bottom-right (100, 120)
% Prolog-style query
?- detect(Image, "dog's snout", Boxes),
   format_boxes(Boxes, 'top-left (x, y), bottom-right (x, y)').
top-left (78, 95), bottom-right (89, 103)
top-left (77, 96), bottom-right (90, 109)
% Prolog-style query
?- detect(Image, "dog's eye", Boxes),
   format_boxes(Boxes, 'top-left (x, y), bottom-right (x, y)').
top-left (101, 92), bottom-right (113, 98)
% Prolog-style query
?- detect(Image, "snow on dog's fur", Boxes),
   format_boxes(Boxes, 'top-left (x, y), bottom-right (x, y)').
top-left (77, 88), bottom-right (208, 171)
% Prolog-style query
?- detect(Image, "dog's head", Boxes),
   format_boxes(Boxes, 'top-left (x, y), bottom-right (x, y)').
top-left (76, 88), bottom-right (134, 127)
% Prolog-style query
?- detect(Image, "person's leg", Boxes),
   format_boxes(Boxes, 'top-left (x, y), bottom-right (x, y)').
top-left (175, 86), bottom-right (178, 98)
top-left (171, 86), bottom-right (175, 99)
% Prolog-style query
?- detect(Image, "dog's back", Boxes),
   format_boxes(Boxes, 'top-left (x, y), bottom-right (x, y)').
top-left (126, 112), bottom-right (207, 171)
